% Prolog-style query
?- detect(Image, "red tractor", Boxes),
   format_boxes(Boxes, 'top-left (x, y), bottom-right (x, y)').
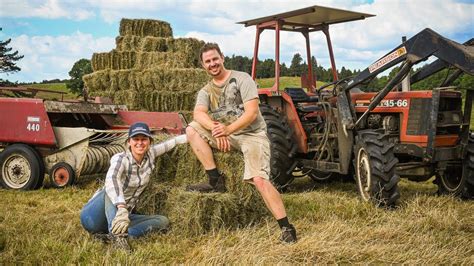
top-left (0, 96), bottom-right (185, 190)
top-left (239, 5), bottom-right (474, 206)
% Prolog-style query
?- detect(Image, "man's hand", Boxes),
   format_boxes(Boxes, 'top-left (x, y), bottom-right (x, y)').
top-left (216, 137), bottom-right (231, 152)
top-left (212, 122), bottom-right (231, 138)
top-left (111, 207), bottom-right (130, 235)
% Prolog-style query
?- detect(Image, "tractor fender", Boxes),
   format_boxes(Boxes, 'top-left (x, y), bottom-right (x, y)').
top-left (258, 90), bottom-right (308, 153)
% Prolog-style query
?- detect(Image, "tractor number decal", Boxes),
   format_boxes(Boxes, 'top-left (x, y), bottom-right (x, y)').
top-left (26, 116), bottom-right (41, 132)
top-left (379, 99), bottom-right (408, 107)
top-left (356, 99), bottom-right (408, 108)
top-left (369, 47), bottom-right (407, 73)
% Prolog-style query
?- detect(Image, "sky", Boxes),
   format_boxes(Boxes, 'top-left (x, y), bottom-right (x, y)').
top-left (0, 0), bottom-right (473, 82)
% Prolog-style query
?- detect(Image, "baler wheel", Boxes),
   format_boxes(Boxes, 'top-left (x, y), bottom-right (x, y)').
top-left (353, 131), bottom-right (400, 207)
top-left (50, 162), bottom-right (76, 188)
top-left (0, 144), bottom-right (44, 190)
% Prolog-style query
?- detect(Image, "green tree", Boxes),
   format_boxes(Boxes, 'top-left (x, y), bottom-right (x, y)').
top-left (0, 28), bottom-right (24, 74)
top-left (289, 53), bottom-right (303, 76)
top-left (280, 63), bottom-right (289, 76)
top-left (66, 58), bottom-right (92, 95)
top-left (261, 59), bottom-right (277, 78)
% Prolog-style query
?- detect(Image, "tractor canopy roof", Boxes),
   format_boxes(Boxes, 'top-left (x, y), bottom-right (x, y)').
top-left (238, 5), bottom-right (374, 31)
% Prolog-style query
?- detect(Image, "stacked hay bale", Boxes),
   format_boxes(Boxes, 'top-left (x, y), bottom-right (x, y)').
top-left (83, 19), bottom-right (268, 236)
top-left (83, 18), bottom-right (208, 116)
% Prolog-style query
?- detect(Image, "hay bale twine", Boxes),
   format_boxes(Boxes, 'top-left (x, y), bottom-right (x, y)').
top-left (119, 18), bottom-right (172, 38)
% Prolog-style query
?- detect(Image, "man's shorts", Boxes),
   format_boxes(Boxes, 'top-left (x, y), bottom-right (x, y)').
top-left (188, 121), bottom-right (271, 181)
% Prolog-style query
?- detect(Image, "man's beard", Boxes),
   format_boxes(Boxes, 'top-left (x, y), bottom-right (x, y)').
top-left (208, 65), bottom-right (222, 76)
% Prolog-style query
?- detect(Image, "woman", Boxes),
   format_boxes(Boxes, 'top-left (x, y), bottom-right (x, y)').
top-left (80, 122), bottom-right (187, 252)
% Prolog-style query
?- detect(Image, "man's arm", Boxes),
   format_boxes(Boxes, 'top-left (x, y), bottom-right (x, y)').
top-left (212, 98), bottom-right (259, 137)
top-left (193, 104), bottom-right (215, 130)
top-left (194, 104), bottom-right (232, 152)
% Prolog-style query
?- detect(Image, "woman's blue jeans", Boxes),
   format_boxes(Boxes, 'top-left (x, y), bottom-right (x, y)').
top-left (80, 189), bottom-right (169, 238)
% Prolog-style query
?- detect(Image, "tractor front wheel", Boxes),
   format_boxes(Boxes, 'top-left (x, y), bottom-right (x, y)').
top-left (0, 144), bottom-right (44, 190)
top-left (436, 133), bottom-right (474, 198)
top-left (353, 131), bottom-right (400, 207)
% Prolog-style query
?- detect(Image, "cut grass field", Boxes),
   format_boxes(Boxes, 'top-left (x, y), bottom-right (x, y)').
top-left (27, 83), bottom-right (78, 100)
top-left (0, 176), bottom-right (472, 264)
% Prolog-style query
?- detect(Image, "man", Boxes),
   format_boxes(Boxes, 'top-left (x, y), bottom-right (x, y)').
top-left (185, 42), bottom-right (297, 243)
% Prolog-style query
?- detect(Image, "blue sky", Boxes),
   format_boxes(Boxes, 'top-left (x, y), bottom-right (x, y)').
top-left (0, 0), bottom-right (473, 82)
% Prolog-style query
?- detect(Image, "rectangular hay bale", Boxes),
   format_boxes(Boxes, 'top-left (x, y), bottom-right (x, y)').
top-left (119, 18), bottom-right (173, 38)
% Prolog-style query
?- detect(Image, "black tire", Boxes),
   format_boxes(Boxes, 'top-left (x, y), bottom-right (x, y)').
top-left (308, 170), bottom-right (338, 182)
top-left (33, 149), bottom-right (45, 189)
top-left (260, 104), bottom-right (297, 189)
top-left (353, 131), bottom-right (400, 207)
top-left (436, 133), bottom-right (474, 198)
top-left (50, 162), bottom-right (76, 188)
top-left (0, 144), bottom-right (44, 190)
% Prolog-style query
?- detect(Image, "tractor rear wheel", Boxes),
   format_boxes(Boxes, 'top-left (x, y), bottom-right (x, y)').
top-left (50, 162), bottom-right (76, 188)
top-left (260, 104), bottom-right (296, 189)
top-left (0, 144), bottom-right (44, 190)
top-left (353, 131), bottom-right (400, 207)
top-left (436, 133), bottom-right (474, 198)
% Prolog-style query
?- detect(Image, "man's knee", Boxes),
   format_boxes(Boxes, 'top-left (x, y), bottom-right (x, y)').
top-left (251, 176), bottom-right (267, 189)
top-left (186, 125), bottom-right (197, 138)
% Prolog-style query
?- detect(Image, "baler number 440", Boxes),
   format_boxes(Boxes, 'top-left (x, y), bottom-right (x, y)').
top-left (27, 123), bottom-right (40, 131)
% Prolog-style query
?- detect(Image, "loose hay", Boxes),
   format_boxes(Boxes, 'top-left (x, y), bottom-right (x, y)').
top-left (119, 18), bottom-right (173, 37)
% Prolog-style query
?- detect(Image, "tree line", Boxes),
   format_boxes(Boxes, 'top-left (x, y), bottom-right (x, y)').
top-left (225, 53), bottom-right (473, 91)
top-left (1, 29), bottom-right (472, 93)
top-left (224, 53), bottom-right (360, 82)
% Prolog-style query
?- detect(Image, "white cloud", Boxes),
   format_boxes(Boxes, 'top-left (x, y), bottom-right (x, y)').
top-left (0, 0), bottom-right (95, 20)
top-left (185, 0), bottom-right (474, 70)
top-left (0, 32), bottom-right (115, 82)
top-left (1, 0), bottom-right (472, 81)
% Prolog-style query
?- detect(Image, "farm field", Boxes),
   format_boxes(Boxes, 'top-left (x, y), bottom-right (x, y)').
top-left (0, 175), bottom-right (472, 264)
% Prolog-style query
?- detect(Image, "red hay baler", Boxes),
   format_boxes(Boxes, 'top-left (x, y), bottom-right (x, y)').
top-left (0, 97), bottom-right (186, 190)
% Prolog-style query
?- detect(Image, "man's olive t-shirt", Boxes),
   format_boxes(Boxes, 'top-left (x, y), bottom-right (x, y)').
top-left (195, 70), bottom-right (266, 134)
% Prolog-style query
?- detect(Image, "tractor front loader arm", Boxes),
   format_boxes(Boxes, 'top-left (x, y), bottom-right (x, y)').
top-left (338, 28), bottom-right (474, 130)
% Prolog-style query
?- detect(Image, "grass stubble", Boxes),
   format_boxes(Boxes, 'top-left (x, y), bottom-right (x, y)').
top-left (0, 174), bottom-right (472, 264)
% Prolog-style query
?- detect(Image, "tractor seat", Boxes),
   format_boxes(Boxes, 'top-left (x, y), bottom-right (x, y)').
top-left (284, 87), bottom-right (319, 103)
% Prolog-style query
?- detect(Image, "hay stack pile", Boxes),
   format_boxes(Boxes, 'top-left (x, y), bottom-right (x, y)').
top-left (83, 18), bottom-right (208, 114)
top-left (136, 135), bottom-right (268, 236)
top-left (84, 19), bottom-right (268, 236)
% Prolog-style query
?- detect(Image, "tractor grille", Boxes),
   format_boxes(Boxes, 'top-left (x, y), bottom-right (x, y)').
top-left (407, 98), bottom-right (431, 135)
top-left (407, 94), bottom-right (462, 136)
